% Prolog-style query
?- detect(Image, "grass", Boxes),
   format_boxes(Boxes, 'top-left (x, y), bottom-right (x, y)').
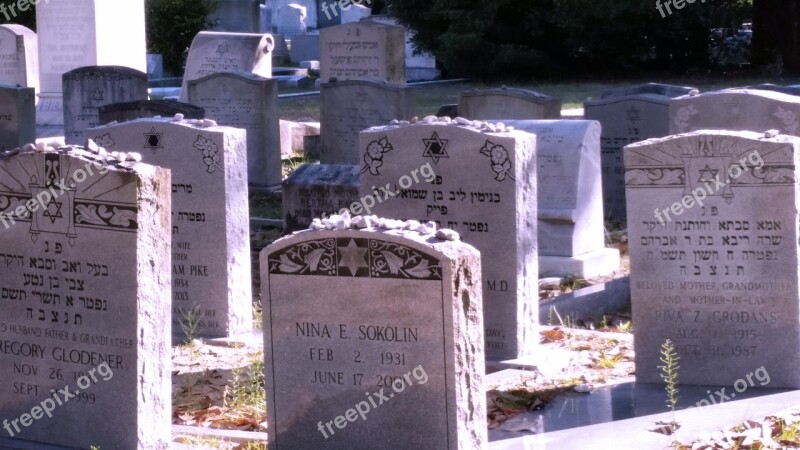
top-left (224, 353), bottom-right (266, 422)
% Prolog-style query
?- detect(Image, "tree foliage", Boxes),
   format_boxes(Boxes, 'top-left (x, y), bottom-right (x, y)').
top-left (145, 0), bottom-right (220, 76)
top-left (387, 0), bottom-right (753, 79)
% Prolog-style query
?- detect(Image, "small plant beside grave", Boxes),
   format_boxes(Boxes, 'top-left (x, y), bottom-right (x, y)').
top-left (652, 339), bottom-right (681, 435)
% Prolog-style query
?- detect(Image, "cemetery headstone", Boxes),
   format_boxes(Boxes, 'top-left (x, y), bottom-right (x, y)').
top-left (188, 72), bottom-right (281, 187)
top-left (497, 120), bottom-right (619, 278)
top-left (670, 89), bottom-right (800, 135)
top-left (209, 0), bottom-right (262, 32)
top-left (585, 83), bottom-right (696, 223)
top-left (63, 66), bottom-right (148, 145)
top-left (458, 87), bottom-right (561, 120)
top-left (277, 4), bottom-right (307, 35)
top-left (261, 219), bottom-right (487, 449)
top-left (35, 0), bottom-right (147, 126)
top-left (321, 80), bottom-right (414, 164)
top-left (626, 129), bottom-right (800, 387)
top-left (0, 84), bottom-right (35, 151)
top-left (98, 100), bottom-right (205, 125)
top-left (87, 118), bottom-right (252, 338)
top-left (358, 120), bottom-right (538, 360)
top-left (0, 145), bottom-right (171, 448)
top-left (319, 22), bottom-right (405, 84)
top-left (179, 31), bottom-right (275, 102)
top-left (363, 15), bottom-right (439, 82)
top-left (282, 164), bottom-right (360, 232)
top-left (147, 54), bottom-right (164, 79)
top-left (730, 84), bottom-right (800, 97)
top-left (0, 25), bottom-right (39, 92)
top-left (289, 35), bottom-right (320, 63)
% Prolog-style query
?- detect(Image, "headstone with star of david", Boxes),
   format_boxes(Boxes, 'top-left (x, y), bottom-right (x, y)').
top-left (358, 121), bottom-right (538, 360)
top-left (458, 87), bottom-right (561, 121)
top-left (670, 88), bottom-right (800, 137)
top-left (188, 71), bottom-right (281, 187)
top-left (179, 31), bottom-right (275, 103)
top-left (625, 129), bottom-right (800, 387)
top-left (319, 21), bottom-right (406, 84)
top-left (0, 145), bottom-right (172, 448)
top-left (87, 117), bottom-right (253, 339)
top-left (0, 84), bottom-right (36, 151)
top-left (0, 25), bottom-right (39, 93)
top-left (584, 83), bottom-right (696, 223)
top-left (320, 79), bottom-right (414, 164)
top-left (62, 66), bottom-right (148, 145)
top-left (261, 221), bottom-right (487, 449)
top-left (492, 120), bottom-right (620, 278)
top-left (35, 0), bottom-right (147, 126)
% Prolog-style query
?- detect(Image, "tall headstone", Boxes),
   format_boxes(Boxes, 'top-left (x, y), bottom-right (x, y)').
top-left (0, 25), bottom-right (39, 92)
top-left (63, 66), bottom-right (148, 145)
top-left (670, 89), bottom-right (800, 135)
top-left (498, 120), bottom-right (620, 278)
top-left (282, 164), bottom-right (360, 232)
top-left (209, 0), bottom-right (262, 32)
top-left (98, 100), bottom-right (205, 125)
top-left (188, 72), bottom-right (281, 187)
top-left (585, 83), bottom-right (696, 223)
top-left (179, 31), bottom-right (275, 102)
top-left (0, 84), bottom-right (35, 151)
top-left (626, 130), bottom-right (800, 387)
top-left (321, 80), bottom-right (414, 164)
top-left (0, 146), bottom-right (171, 448)
top-left (87, 118), bottom-right (252, 338)
top-left (319, 22), bottom-right (405, 84)
top-left (458, 88), bottom-right (561, 120)
top-left (262, 222), bottom-right (487, 449)
top-left (359, 121), bottom-right (538, 360)
top-left (277, 4), bottom-right (307, 35)
top-left (35, 0), bottom-right (147, 126)
top-left (363, 15), bottom-right (439, 82)
top-left (274, 0), bottom-right (318, 31)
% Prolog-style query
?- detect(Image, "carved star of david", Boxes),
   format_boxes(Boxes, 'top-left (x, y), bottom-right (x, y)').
top-left (422, 132), bottom-right (449, 165)
top-left (144, 127), bottom-right (163, 153)
top-left (90, 90), bottom-right (104, 101)
top-left (338, 239), bottom-right (368, 276)
top-left (698, 165), bottom-right (719, 183)
top-left (625, 107), bottom-right (641, 124)
top-left (42, 198), bottom-right (64, 224)
top-left (216, 43), bottom-right (230, 56)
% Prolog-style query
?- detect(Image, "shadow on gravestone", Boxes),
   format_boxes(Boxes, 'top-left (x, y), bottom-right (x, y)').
top-left (262, 222), bottom-right (487, 449)
top-left (458, 87), bottom-right (562, 120)
top-left (0, 84), bottom-right (35, 151)
top-left (98, 100), bottom-right (206, 125)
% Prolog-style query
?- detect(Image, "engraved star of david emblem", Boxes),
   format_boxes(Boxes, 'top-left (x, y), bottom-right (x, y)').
top-left (42, 198), bottom-right (64, 224)
top-left (216, 43), bottom-right (230, 56)
top-left (422, 131), bottom-right (449, 165)
top-left (144, 127), bottom-right (163, 153)
top-left (91, 90), bottom-right (104, 101)
top-left (338, 239), bottom-right (368, 276)
top-left (698, 165), bottom-right (719, 183)
top-left (625, 107), bottom-right (641, 124)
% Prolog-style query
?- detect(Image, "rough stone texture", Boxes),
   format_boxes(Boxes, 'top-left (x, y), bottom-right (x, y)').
top-left (497, 120), bottom-right (619, 278)
top-left (282, 164), bottom-right (360, 232)
top-left (98, 100), bottom-right (205, 124)
top-left (458, 88), bottom-right (561, 121)
top-left (670, 89), bottom-right (800, 136)
top-left (585, 85), bottom-right (695, 223)
top-left (188, 72), bottom-right (281, 187)
top-left (179, 32), bottom-right (275, 102)
top-left (358, 120), bottom-right (538, 360)
top-left (0, 85), bottom-right (35, 151)
top-left (321, 80), bottom-right (414, 164)
top-left (626, 130), bottom-right (800, 387)
top-left (319, 22), bottom-right (405, 84)
top-left (262, 222), bottom-right (487, 449)
top-left (0, 146), bottom-right (171, 449)
top-left (35, 0), bottom-right (147, 126)
top-left (0, 25), bottom-right (39, 93)
top-left (63, 66), bottom-right (148, 145)
top-left (87, 118), bottom-right (252, 338)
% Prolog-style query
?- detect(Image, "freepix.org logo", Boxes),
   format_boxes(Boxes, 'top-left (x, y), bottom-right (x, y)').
top-left (0, 0), bottom-right (47, 22)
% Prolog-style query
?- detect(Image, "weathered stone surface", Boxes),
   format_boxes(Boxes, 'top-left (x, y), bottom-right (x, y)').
top-left (262, 221), bottom-right (487, 449)
top-left (459, 88), bottom-right (561, 120)
top-left (600, 83), bottom-right (695, 100)
top-left (0, 25), bottom-right (39, 92)
top-left (358, 120), bottom-right (538, 360)
top-left (319, 22), bottom-right (405, 84)
top-left (188, 72), bottom-right (281, 187)
top-left (98, 100), bottom-right (205, 124)
top-left (179, 31), bottom-right (275, 102)
top-left (282, 164), bottom-right (359, 232)
top-left (87, 118), bottom-right (252, 338)
top-left (0, 146), bottom-right (171, 449)
top-left (321, 80), bottom-right (414, 164)
top-left (63, 66), bottom-right (148, 145)
top-left (0, 84), bottom-right (35, 151)
top-left (626, 129), bottom-right (800, 387)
